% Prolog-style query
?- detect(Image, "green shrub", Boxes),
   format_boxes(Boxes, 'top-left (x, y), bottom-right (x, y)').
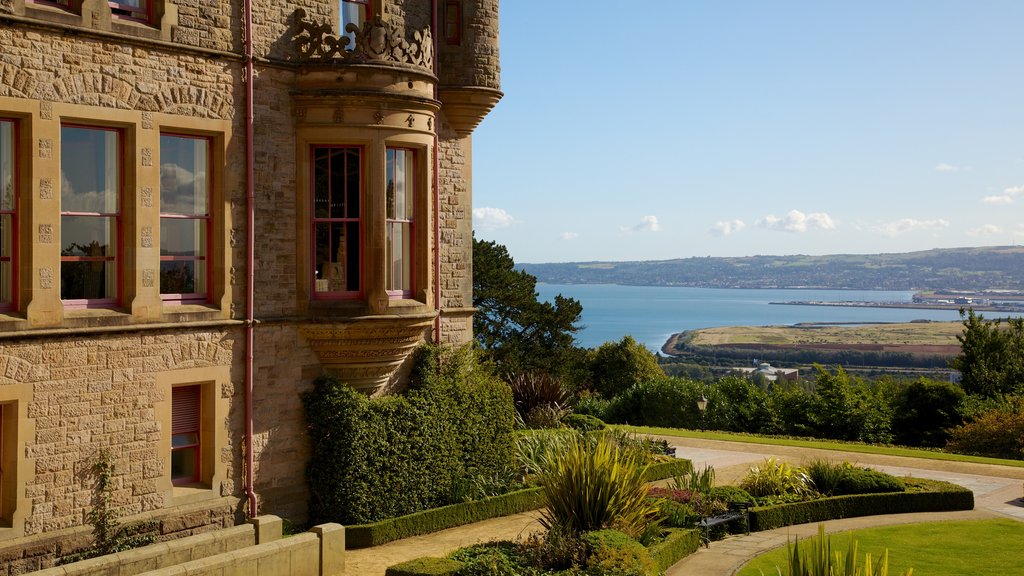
top-left (748, 479), bottom-right (974, 532)
top-left (890, 377), bottom-right (965, 447)
top-left (506, 370), bottom-right (570, 423)
top-left (590, 336), bottom-right (665, 398)
top-left (385, 557), bottom-right (465, 576)
top-left (834, 467), bottom-right (904, 495)
top-left (582, 529), bottom-right (657, 576)
top-left (563, 413), bottom-right (608, 431)
top-left (646, 529), bottom-right (702, 573)
top-left (708, 485), bottom-right (755, 505)
top-left (538, 434), bottom-right (661, 539)
top-left (805, 459), bottom-right (852, 496)
top-left (450, 541), bottom-right (540, 576)
top-left (945, 401), bottom-right (1024, 460)
top-left (574, 392), bottom-right (613, 421)
top-left (740, 458), bottom-right (814, 498)
top-left (303, 344), bottom-right (515, 525)
top-left (655, 499), bottom-right (700, 528)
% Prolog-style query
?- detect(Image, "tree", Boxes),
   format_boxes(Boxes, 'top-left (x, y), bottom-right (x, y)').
top-left (472, 237), bottom-right (583, 376)
top-left (950, 309), bottom-right (1024, 397)
top-left (890, 377), bottom-right (965, 447)
top-left (588, 336), bottom-right (664, 398)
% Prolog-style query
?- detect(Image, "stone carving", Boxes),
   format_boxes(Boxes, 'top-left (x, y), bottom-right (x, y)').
top-left (40, 101), bottom-right (53, 120)
top-left (39, 178), bottom-right (53, 200)
top-left (141, 226), bottom-right (153, 248)
top-left (38, 224), bottom-right (53, 244)
top-left (141, 187), bottom-right (153, 208)
top-left (300, 315), bottom-right (433, 393)
top-left (406, 114), bottom-right (415, 127)
top-left (292, 9), bottom-right (434, 70)
top-left (38, 139), bottom-right (52, 160)
top-left (142, 112), bottom-right (154, 130)
top-left (141, 147), bottom-right (153, 167)
top-left (39, 267), bottom-right (53, 290)
top-left (142, 269), bottom-right (155, 288)
top-left (374, 110), bottom-right (385, 125)
top-left (333, 108), bottom-right (344, 123)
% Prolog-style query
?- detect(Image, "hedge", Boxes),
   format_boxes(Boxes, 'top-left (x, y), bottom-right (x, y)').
top-left (384, 557), bottom-right (464, 576)
top-left (384, 529), bottom-right (702, 576)
top-left (748, 478), bottom-right (974, 532)
top-left (347, 487), bottom-right (544, 549)
top-left (303, 345), bottom-right (516, 526)
top-left (647, 528), bottom-right (702, 573)
top-left (348, 458), bottom-right (694, 548)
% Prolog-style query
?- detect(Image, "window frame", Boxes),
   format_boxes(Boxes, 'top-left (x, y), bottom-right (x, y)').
top-left (0, 118), bottom-right (18, 314)
top-left (170, 384), bottom-right (202, 487)
top-left (385, 147), bottom-right (416, 298)
top-left (444, 0), bottom-right (463, 45)
top-left (108, 0), bottom-right (152, 23)
top-left (159, 132), bottom-right (212, 305)
top-left (59, 124), bottom-right (123, 310)
top-left (310, 144), bottom-right (365, 300)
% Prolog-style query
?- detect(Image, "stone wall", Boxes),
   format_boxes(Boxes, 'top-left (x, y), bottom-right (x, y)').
top-left (439, 0), bottom-right (501, 90)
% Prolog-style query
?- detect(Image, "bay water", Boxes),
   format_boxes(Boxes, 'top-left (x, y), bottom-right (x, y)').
top-left (534, 284), bottom-right (975, 352)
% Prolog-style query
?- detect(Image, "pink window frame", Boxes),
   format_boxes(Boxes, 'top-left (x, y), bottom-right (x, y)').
top-left (444, 0), bottom-right (462, 45)
top-left (0, 118), bottom-right (19, 314)
top-left (159, 133), bottom-right (212, 305)
top-left (171, 385), bottom-right (201, 486)
top-left (385, 147), bottom-right (415, 298)
top-left (60, 124), bottom-right (122, 310)
top-left (310, 145), bottom-right (364, 300)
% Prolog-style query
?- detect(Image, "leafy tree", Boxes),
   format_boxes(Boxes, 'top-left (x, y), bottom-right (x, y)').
top-left (472, 237), bottom-right (583, 377)
top-left (589, 336), bottom-right (664, 398)
top-left (890, 377), bottom-right (965, 447)
top-left (950, 309), bottom-right (1024, 397)
top-left (808, 366), bottom-right (892, 443)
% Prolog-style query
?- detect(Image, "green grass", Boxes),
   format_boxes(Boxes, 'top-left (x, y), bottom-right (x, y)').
top-left (735, 519), bottom-right (1024, 576)
top-left (616, 425), bottom-right (1024, 469)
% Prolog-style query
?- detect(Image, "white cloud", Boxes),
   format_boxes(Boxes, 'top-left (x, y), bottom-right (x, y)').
top-left (560, 232), bottom-right (578, 241)
top-left (874, 218), bottom-right (950, 237)
top-left (757, 210), bottom-right (836, 233)
top-left (935, 163), bottom-right (971, 172)
top-left (622, 215), bottom-right (660, 233)
top-left (967, 224), bottom-right (1003, 237)
top-left (710, 219), bottom-right (746, 237)
top-left (472, 207), bottom-right (518, 231)
top-left (982, 195), bottom-right (1014, 205)
top-left (981, 186), bottom-right (1024, 205)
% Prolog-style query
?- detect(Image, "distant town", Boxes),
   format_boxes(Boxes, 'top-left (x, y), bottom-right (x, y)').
top-left (774, 290), bottom-right (1024, 314)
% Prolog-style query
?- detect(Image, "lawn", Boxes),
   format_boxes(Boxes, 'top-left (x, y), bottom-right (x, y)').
top-left (617, 425), bottom-right (1024, 469)
top-left (735, 519), bottom-right (1024, 576)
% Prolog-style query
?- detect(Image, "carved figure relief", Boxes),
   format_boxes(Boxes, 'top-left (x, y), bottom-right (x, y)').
top-left (292, 9), bottom-right (434, 70)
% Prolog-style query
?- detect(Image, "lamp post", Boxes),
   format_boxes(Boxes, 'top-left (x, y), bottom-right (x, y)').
top-left (696, 394), bottom-right (708, 432)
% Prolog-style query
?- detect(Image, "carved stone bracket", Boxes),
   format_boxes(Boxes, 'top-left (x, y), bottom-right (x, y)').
top-left (293, 9), bottom-right (434, 71)
top-left (300, 315), bottom-right (434, 394)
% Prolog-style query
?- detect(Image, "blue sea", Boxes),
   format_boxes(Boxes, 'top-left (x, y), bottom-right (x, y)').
top-left (534, 284), bottom-right (983, 352)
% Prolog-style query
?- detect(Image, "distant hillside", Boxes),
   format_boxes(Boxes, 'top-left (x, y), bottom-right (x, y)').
top-left (521, 246), bottom-right (1024, 291)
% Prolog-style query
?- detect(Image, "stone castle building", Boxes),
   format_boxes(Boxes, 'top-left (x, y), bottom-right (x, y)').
top-left (0, 0), bottom-right (499, 568)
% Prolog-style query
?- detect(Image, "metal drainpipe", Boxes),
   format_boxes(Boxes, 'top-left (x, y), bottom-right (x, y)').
top-left (432, 0), bottom-right (442, 344)
top-left (242, 0), bottom-right (258, 518)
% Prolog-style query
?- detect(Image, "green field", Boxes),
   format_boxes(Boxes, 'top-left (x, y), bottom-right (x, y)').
top-left (685, 321), bottom-right (963, 348)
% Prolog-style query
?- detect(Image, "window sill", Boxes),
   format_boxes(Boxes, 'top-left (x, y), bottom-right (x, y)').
top-left (161, 303), bottom-right (228, 324)
top-left (170, 483), bottom-right (217, 507)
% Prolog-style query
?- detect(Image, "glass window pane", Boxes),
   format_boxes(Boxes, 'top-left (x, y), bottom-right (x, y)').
top-left (160, 218), bottom-right (205, 258)
top-left (0, 121), bottom-right (12, 211)
top-left (160, 135), bottom-right (208, 216)
top-left (61, 127), bottom-right (118, 214)
top-left (161, 260), bottom-right (207, 295)
top-left (171, 432), bottom-right (199, 448)
top-left (346, 148), bottom-right (360, 219)
top-left (313, 148), bottom-right (330, 218)
top-left (61, 260), bottom-right (116, 300)
top-left (0, 214), bottom-right (10, 260)
top-left (61, 215), bottom-right (116, 257)
top-left (171, 446), bottom-right (197, 480)
top-left (403, 152), bottom-right (414, 220)
top-left (329, 148), bottom-right (346, 219)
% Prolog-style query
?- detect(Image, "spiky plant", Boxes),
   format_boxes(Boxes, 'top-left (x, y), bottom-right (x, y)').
top-left (538, 433), bottom-right (661, 539)
top-left (740, 458), bottom-right (814, 498)
top-left (779, 524), bottom-right (912, 576)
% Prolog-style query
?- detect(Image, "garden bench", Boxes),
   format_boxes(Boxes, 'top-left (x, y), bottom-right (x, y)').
top-left (698, 501), bottom-right (751, 541)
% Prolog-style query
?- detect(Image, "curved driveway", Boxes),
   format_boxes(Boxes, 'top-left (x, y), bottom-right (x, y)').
top-left (658, 436), bottom-right (1024, 575)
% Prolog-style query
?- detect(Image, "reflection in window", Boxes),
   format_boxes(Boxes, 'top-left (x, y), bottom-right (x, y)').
top-left (171, 385), bottom-right (201, 485)
top-left (312, 146), bottom-right (361, 297)
top-left (109, 0), bottom-right (149, 21)
top-left (0, 120), bottom-right (15, 310)
top-left (386, 148), bottom-right (414, 296)
top-left (60, 126), bottom-right (119, 305)
top-left (160, 135), bottom-right (210, 302)
top-left (340, 0), bottom-right (371, 47)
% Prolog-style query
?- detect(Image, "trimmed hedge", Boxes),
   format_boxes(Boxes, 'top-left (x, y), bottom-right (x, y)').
top-left (385, 557), bottom-right (464, 576)
top-left (303, 345), bottom-right (515, 525)
top-left (349, 458), bottom-right (693, 549)
top-left (748, 478), bottom-right (974, 532)
top-left (647, 528), bottom-right (702, 572)
top-left (347, 487), bottom-right (544, 549)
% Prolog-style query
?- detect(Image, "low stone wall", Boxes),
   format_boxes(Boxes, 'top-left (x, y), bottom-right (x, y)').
top-left (28, 516), bottom-right (345, 576)
top-left (0, 496), bottom-right (241, 574)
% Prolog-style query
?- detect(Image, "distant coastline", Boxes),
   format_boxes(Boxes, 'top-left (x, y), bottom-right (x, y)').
top-left (771, 300), bottom-right (1024, 313)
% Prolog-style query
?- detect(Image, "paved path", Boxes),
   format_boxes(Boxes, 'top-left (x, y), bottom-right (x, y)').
top-left (344, 436), bottom-right (1024, 575)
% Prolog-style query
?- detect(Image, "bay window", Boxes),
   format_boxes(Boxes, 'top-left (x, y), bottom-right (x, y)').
top-left (160, 134), bottom-right (210, 303)
top-left (312, 146), bottom-right (362, 297)
top-left (60, 126), bottom-right (120, 307)
top-left (386, 148), bottom-right (415, 296)
top-left (0, 120), bottom-right (15, 312)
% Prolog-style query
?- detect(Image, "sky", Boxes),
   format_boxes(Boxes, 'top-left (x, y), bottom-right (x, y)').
top-left (471, 1), bottom-right (1024, 264)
